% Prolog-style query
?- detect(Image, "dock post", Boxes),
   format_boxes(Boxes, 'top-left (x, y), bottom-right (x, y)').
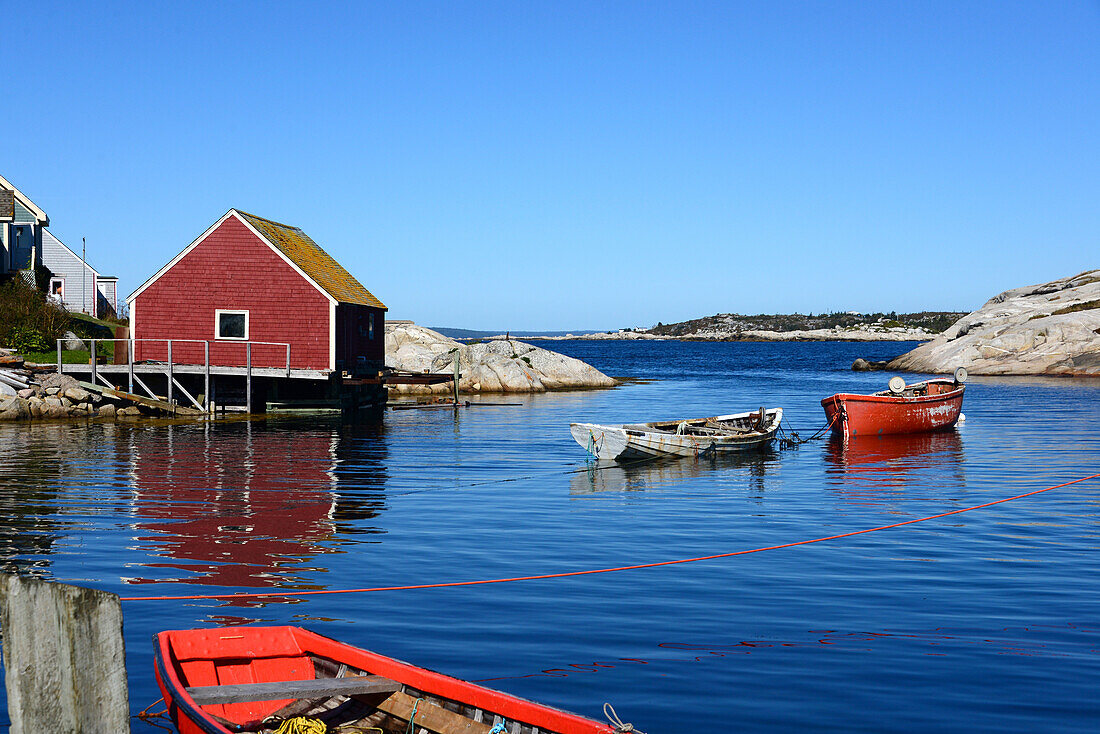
top-left (128, 339), bottom-right (134, 394)
top-left (0, 574), bottom-right (129, 733)
top-left (56, 340), bottom-right (62, 375)
top-left (453, 358), bottom-right (460, 407)
top-left (90, 339), bottom-right (97, 387)
top-left (246, 342), bottom-right (252, 414)
top-left (167, 340), bottom-right (174, 409)
top-left (204, 341), bottom-right (211, 413)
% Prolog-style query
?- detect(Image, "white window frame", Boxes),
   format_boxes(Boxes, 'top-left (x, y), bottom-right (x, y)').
top-left (215, 309), bottom-right (249, 340)
top-left (49, 277), bottom-right (65, 301)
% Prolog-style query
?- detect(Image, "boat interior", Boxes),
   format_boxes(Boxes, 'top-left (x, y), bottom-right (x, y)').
top-left (173, 651), bottom-right (552, 734)
top-left (634, 409), bottom-right (779, 436)
top-left (872, 380), bottom-right (961, 399)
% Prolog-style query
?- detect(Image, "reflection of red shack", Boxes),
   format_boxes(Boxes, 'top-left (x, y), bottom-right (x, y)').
top-left (129, 427), bottom-right (342, 591)
top-left (127, 209), bottom-right (387, 373)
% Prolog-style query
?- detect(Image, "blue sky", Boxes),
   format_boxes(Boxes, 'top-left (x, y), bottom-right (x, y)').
top-left (6, 1), bottom-right (1098, 330)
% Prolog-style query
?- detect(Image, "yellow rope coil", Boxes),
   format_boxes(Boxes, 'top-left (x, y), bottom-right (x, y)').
top-left (273, 717), bottom-right (328, 734)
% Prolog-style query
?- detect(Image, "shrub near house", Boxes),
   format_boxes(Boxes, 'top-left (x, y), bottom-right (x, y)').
top-left (0, 277), bottom-right (67, 354)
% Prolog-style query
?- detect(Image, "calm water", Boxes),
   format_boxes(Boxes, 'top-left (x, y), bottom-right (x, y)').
top-left (1, 340), bottom-right (1099, 733)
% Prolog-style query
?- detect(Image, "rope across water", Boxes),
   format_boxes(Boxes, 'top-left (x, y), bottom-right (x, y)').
top-left (119, 472), bottom-right (1099, 602)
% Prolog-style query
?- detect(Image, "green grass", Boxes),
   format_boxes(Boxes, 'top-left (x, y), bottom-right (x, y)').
top-left (22, 345), bottom-right (114, 365)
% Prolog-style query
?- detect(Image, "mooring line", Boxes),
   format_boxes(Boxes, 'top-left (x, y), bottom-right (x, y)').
top-left (119, 472), bottom-right (1099, 602)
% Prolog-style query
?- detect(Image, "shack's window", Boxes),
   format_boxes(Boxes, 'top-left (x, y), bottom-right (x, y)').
top-left (369, 312), bottom-right (375, 340)
top-left (216, 310), bottom-right (248, 340)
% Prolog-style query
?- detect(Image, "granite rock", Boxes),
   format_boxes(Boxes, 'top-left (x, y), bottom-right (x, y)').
top-left (0, 396), bottom-right (30, 421)
top-left (889, 270), bottom-right (1100, 376)
top-left (386, 323), bottom-right (617, 394)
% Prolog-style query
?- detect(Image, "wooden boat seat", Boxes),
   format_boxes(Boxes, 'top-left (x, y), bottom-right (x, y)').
top-left (186, 674), bottom-right (401, 705)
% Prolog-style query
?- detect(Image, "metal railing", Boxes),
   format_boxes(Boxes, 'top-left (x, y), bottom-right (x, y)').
top-left (57, 338), bottom-right (292, 414)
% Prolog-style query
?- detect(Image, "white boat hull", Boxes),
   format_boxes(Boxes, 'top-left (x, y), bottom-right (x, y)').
top-left (571, 408), bottom-right (783, 461)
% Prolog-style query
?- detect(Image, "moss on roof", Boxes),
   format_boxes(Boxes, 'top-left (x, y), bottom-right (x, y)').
top-left (237, 211), bottom-right (386, 310)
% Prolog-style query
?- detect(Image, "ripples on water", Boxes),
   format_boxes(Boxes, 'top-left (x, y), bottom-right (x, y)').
top-left (1, 341), bottom-right (1098, 733)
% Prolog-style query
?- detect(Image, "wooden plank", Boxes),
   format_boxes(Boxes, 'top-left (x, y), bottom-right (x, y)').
top-left (0, 575), bottom-right (130, 733)
top-left (76, 380), bottom-right (203, 416)
top-left (378, 690), bottom-right (497, 734)
top-left (186, 674), bottom-right (400, 705)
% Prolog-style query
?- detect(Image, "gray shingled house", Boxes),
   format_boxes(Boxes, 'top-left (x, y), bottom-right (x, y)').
top-left (0, 174), bottom-right (118, 317)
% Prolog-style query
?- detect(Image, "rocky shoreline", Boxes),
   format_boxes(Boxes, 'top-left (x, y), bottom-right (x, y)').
top-left (0, 371), bottom-right (156, 421)
top-left (888, 270), bottom-right (1100, 376)
top-left (524, 326), bottom-right (935, 342)
top-left (386, 323), bottom-right (617, 395)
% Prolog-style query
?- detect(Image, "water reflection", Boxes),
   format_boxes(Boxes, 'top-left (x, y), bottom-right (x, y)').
top-left (0, 423), bottom-right (130, 576)
top-left (823, 431), bottom-right (966, 496)
top-left (126, 419), bottom-right (388, 596)
top-left (570, 450), bottom-right (776, 495)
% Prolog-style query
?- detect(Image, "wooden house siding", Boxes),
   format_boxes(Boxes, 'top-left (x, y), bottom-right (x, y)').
top-left (96, 279), bottom-right (118, 317)
top-left (40, 230), bottom-right (100, 315)
top-left (335, 303), bottom-right (385, 369)
top-left (133, 216), bottom-right (332, 370)
top-left (12, 200), bottom-right (38, 224)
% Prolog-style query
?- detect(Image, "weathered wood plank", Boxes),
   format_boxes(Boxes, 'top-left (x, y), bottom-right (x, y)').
top-left (378, 690), bottom-right (497, 734)
top-left (0, 575), bottom-right (129, 734)
top-left (76, 380), bottom-right (203, 416)
top-left (186, 674), bottom-right (400, 704)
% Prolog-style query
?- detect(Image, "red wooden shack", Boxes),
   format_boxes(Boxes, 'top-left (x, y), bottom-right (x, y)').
top-left (127, 209), bottom-right (386, 373)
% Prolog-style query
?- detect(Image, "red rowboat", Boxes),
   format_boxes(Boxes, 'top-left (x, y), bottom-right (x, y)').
top-left (821, 373), bottom-right (966, 438)
top-left (153, 626), bottom-right (622, 734)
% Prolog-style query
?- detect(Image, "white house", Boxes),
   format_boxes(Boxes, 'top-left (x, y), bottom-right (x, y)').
top-left (0, 173), bottom-right (118, 317)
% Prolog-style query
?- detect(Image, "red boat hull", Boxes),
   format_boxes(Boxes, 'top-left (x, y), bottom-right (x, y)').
top-left (821, 379), bottom-right (964, 437)
top-left (154, 626), bottom-right (615, 734)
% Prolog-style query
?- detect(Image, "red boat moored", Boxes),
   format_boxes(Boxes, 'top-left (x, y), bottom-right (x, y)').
top-left (154, 626), bottom-right (621, 734)
top-left (821, 374), bottom-right (965, 438)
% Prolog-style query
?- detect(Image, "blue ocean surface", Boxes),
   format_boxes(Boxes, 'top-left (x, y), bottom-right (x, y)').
top-left (1, 340), bottom-right (1098, 733)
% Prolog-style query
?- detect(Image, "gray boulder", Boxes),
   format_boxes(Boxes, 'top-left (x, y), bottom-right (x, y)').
top-left (62, 331), bottom-right (86, 351)
top-left (0, 396), bottom-right (30, 421)
top-left (40, 373), bottom-right (81, 392)
top-left (64, 386), bottom-right (92, 403)
top-left (386, 323), bottom-right (617, 394)
top-left (890, 270), bottom-right (1100, 376)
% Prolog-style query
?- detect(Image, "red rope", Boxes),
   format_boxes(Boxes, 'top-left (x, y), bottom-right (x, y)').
top-left (119, 472), bottom-right (1099, 602)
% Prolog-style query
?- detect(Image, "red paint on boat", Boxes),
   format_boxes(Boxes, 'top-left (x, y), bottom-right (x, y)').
top-left (154, 626), bottom-right (616, 734)
top-left (821, 379), bottom-right (965, 437)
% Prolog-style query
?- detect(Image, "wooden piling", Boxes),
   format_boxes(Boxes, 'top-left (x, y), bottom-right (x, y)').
top-left (453, 359), bottom-right (460, 407)
top-left (1, 574), bottom-right (129, 733)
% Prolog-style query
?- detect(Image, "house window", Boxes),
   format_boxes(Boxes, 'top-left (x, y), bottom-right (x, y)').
top-left (49, 278), bottom-right (65, 303)
top-left (215, 310), bottom-right (249, 340)
top-left (369, 312), bottom-right (374, 340)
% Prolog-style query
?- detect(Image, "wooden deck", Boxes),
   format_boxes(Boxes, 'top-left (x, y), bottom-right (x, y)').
top-left (53, 338), bottom-right (455, 415)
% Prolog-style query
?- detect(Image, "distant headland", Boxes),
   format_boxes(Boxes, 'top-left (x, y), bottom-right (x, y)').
top-left (440, 311), bottom-right (965, 343)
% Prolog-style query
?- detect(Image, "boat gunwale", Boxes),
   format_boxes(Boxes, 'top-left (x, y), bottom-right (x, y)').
top-left (574, 408), bottom-right (783, 437)
top-left (821, 381), bottom-right (964, 408)
top-left (154, 627), bottom-right (616, 734)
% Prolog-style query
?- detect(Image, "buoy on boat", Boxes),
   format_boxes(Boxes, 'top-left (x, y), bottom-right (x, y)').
top-left (953, 367), bottom-right (968, 384)
top-left (958, 413), bottom-right (966, 422)
top-left (888, 376), bottom-right (906, 394)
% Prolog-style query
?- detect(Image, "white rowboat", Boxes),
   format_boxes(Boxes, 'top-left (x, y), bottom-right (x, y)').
top-left (571, 408), bottom-right (783, 461)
